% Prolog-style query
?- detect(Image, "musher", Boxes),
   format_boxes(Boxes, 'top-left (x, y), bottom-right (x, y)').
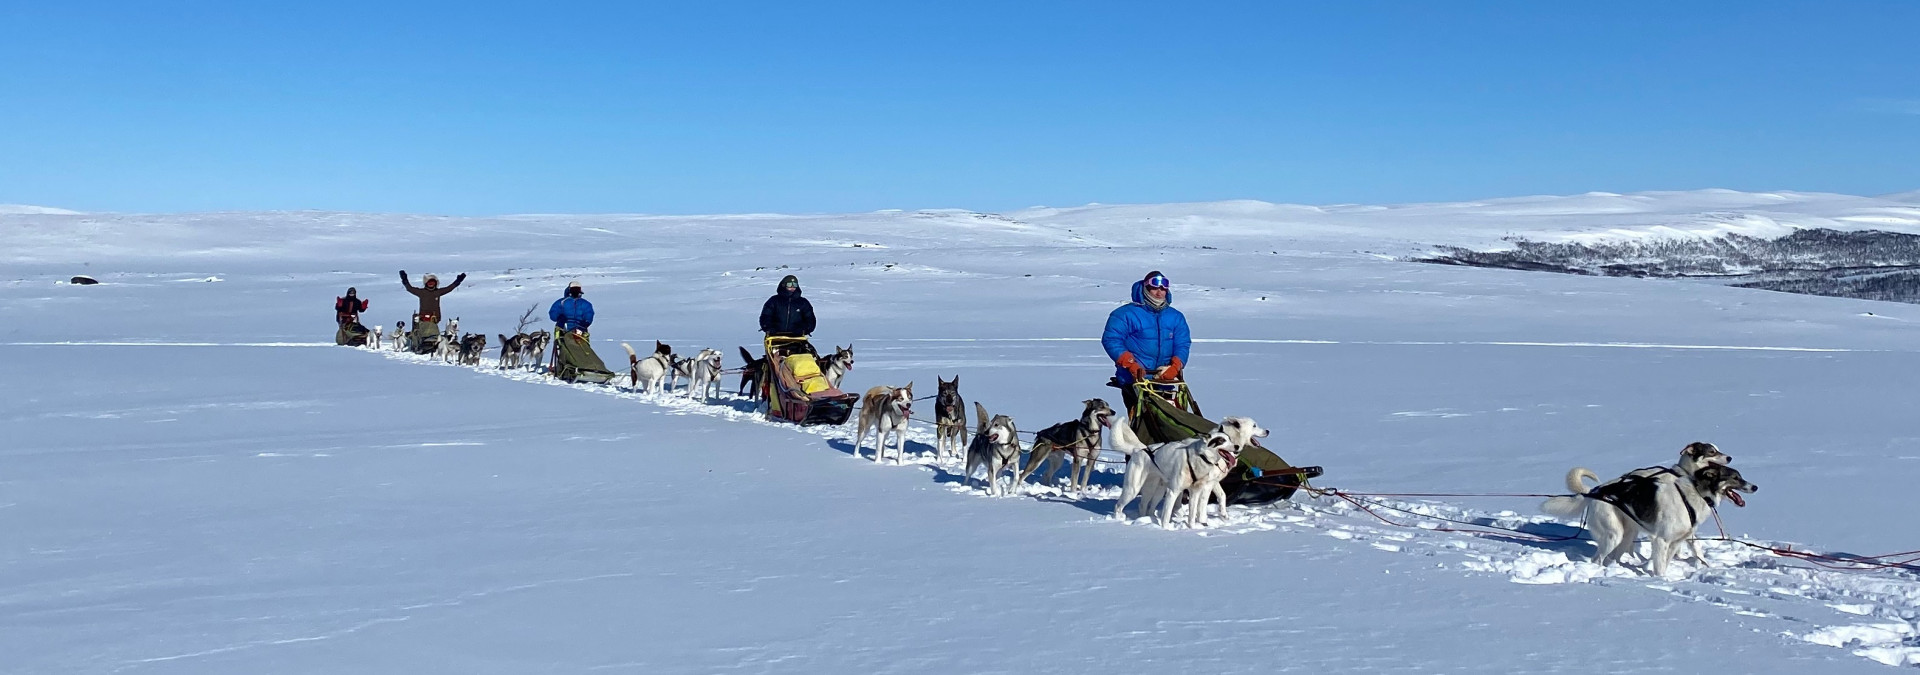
top-left (399, 270), bottom-right (465, 352)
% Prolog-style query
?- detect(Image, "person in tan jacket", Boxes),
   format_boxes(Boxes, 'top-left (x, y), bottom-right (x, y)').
top-left (399, 270), bottom-right (466, 323)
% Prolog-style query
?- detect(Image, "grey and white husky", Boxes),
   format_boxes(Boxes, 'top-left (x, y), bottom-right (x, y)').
top-left (1110, 415), bottom-right (1268, 529)
top-left (1017, 398), bottom-right (1115, 492)
top-left (685, 348), bottom-right (725, 402)
top-left (963, 402), bottom-right (1022, 496)
top-left (1543, 458), bottom-right (1757, 577)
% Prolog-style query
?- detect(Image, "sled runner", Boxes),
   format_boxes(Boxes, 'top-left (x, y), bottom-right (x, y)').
top-left (761, 335), bottom-right (859, 426)
top-left (551, 328), bottom-right (618, 384)
top-left (335, 321), bottom-right (371, 347)
top-left (1117, 379), bottom-right (1323, 505)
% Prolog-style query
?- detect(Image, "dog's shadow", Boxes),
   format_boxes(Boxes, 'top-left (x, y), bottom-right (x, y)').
top-left (825, 437), bottom-right (939, 460)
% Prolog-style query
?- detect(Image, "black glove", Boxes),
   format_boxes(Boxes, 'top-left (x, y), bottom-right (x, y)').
top-left (399, 270), bottom-right (409, 279)
top-left (455, 273), bottom-right (467, 282)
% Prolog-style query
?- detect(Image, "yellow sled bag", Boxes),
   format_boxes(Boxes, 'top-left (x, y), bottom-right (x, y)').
top-left (783, 354), bottom-right (831, 394)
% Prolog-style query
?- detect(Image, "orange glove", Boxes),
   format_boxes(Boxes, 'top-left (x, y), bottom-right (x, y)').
top-left (1116, 351), bottom-right (1147, 381)
top-left (1155, 356), bottom-right (1183, 382)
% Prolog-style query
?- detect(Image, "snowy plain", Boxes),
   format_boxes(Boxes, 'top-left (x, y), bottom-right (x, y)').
top-left (4, 189), bottom-right (1920, 673)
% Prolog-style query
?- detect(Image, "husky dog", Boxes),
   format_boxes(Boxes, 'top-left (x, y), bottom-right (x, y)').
top-left (370, 324), bottom-right (384, 350)
top-left (853, 382), bottom-right (914, 464)
top-left (392, 321), bottom-right (407, 351)
top-left (1017, 399), bottom-right (1115, 492)
top-left (1565, 442), bottom-right (1733, 561)
top-left (933, 377), bottom-right (968, 461)
top-left (737, 347), bottom-right (767, 398)
top-left (963, 401), bottom-right (1022, 496)
top-left (1543, 462), bottom-right (1757, 577)
top-left (457, 333), bottom-right (488, 366)
top-left (623, 341), bottom-right (674, 393)
top-left (666, 354), bottom-right (694, 392)
top-left (1110, 415), bottom-right (1267, 529)
top-left (436, 317), bottom-right (462, 362)
top-left (522, 331), bottom-right (550, 372)
top-left (821, 345), bottom-right (854, 389)
top-left (685, 348), bottom-right (726, 401)
top-left (497, 333), bottom-right (525, 369)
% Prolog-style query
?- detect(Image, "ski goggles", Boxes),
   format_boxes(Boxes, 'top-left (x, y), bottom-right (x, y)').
top-left (1143, 273), bottom-right (1170, 289)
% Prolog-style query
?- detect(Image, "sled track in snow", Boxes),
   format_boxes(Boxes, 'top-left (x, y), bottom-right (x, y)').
top-left (348, 345), bottom-right (1917, 667)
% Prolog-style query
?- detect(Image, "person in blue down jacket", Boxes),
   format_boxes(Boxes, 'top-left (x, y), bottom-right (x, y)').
top-left (1102, 270), bottom-right (1190, 413)
top-left (549, 281), bottom-right (594, 333)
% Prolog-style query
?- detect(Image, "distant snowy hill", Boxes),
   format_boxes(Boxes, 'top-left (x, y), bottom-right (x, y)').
top-left (0, 203), bottom-right (82, 215)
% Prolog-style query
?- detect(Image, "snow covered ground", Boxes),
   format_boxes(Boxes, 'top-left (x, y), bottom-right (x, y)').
top-left (5, 190), bottom-right (1920, 672)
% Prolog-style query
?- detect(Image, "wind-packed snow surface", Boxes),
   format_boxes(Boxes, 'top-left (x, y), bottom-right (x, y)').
top-left (5, 189), bottom-right (1920, 673)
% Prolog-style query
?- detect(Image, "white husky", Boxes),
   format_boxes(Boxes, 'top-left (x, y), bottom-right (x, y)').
top-left (1110, 415), bottom-right (1268, 529)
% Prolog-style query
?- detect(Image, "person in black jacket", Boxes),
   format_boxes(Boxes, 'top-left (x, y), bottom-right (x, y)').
top-left (334, 287), bottom-right (369, 325)
top-left (759, 275), bottom-right (816, 338)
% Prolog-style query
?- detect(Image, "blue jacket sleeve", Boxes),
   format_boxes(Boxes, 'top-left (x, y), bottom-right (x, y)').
top-left (1101, 308), bottom-right (1130, 361)
top-left (1172, 310), bottom-right (1191, 363)
top-left (579, 300), bottom-right (594, 328)
top-left (549, 299), bottom-right (565, 324)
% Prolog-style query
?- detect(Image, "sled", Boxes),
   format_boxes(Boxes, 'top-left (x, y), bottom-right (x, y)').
top-left (335, 321), bottom-right (370, 347)
top-left (760, 335), bottom-right (859, 426)
top-left (408, 321), bottom-right (441, 355)
top-left (1116, 379), bottom-right (1324, 505)
top-left (551, 328), bottom-right (618, 384)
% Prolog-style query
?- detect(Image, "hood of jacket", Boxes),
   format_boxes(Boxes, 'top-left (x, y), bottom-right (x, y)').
top-left (1129, 279), bottom-right (1173, 310)
top-left (777, 274), bottom-right (801, 297)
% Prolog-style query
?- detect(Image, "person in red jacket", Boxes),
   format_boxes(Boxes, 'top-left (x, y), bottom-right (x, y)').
top-left (334, 287), bottom-right (369, 325)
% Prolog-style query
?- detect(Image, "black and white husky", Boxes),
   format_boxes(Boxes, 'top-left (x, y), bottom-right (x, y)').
top-left (963, 401), bottom-right (1021, 496)
top-left (391, 321), bottom-right (407, 351)
top-left (820, 345), bottom-right (854, 390)
top-left (623, 341), bottom-right (674, 393)
top-left (1110, 415), bottom-right (1267, 529)
top-left (456, 333), bottom-right (487, 366)
top-left (1017, 398), bottom-right (1115, 492)
top-left (497, 333), bottom-right (526, 369)
top-left (1543, 459), bottom-right (1757, 577)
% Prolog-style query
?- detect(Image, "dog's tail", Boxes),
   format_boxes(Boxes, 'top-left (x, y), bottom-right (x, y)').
top-left (740, 346), bottom-right (756, 366)
top-left (1564, 467), bottom-right (1598, 494)
top-left (622, 342), bottom-right (637, 364)
top-left (1541, 467), bottom-right (1599, 518)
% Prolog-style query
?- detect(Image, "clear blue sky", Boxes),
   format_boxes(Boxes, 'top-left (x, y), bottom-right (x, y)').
top-left (1, 1), bottom-right (1915, 215)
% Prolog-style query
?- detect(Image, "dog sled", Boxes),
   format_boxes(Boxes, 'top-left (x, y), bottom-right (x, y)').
top-left (334, 321), bottom-right (371, 347)
top-left (550, 329), bottom-right (618, 384)
top-left (407, 321), bottom-right (441, 355)
top-left (1117, 379), bottom-right (1323, 505)
top-left (760, 335), bottom-right (859, 426)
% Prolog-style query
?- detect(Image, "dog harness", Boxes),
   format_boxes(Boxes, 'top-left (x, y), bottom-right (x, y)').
top-left (1585, 466), bottom-right (1700, 527)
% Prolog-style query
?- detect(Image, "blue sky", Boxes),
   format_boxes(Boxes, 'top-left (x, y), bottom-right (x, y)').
top-left (1, 1), bottom-right (1915, 214)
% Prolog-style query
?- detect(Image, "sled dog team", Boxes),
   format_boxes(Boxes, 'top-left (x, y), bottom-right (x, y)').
top-left (341, 272), bottom-right (1760, 576)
